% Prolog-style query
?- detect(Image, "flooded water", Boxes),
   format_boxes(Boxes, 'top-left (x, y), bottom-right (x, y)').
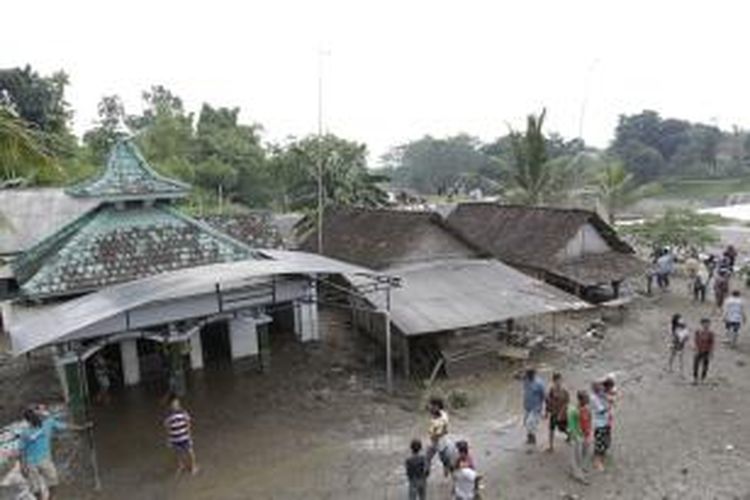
top-left (65, 338), bottom-right (527, 500)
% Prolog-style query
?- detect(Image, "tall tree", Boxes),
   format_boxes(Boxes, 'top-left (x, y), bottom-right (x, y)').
top-left (82, 95), bottom-right (128, 165)
top-left (383, 134), bottom-right (495, 194)
top-left (193, 104), bottom-right (268, 207)
top-left (270, 134), bottom-right (387, 216)
top-left (508, 109), bottom-right (552, 204)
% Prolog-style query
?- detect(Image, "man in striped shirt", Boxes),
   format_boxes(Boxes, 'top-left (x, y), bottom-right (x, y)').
top-left (164, 396), bottom-right (198, 476)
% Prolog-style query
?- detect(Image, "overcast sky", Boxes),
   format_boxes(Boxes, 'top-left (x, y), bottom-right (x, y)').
top-left (4, 0), bottom-right (749, 164)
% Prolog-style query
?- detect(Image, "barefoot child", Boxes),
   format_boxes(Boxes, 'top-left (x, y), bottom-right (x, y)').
top-left (164, 395), bottom-right (198, 476)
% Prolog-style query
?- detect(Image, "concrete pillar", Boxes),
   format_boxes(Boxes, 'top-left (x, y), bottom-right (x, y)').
top-left (190, 330), bottom-right (204, 370)
top-left (62, 358), bottom-right (86, 424)
top-left (295, 283), bottom-right (320, 342)
top-left (229, 316), bottom-right (259, 359)
top-left (120, 339), bottom-right (140, 386)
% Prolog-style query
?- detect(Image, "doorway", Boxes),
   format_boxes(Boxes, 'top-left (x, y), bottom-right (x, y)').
top-left (200, 320), bottom-right (232, 368)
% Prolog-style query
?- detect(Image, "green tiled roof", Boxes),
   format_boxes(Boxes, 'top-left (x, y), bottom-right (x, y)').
top-left (13, 204), bottom-right (255, 299)
top-left (67, 140), bottom-right (189, 200)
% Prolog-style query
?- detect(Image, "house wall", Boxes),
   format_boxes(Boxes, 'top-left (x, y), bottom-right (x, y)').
top-left (557, 223), bottom-right (611, 260)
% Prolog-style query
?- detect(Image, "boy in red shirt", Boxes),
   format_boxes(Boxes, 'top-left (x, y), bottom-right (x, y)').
top-left (693, 318), bottom-right (715, 384)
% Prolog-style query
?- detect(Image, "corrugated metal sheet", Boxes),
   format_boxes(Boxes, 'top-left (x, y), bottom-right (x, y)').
top-left (0, 189), bottom-right (99, 255)
top-left (8, 250), bottom-right (371, 355)
top-left (354, 259), bottom-right (589, 336)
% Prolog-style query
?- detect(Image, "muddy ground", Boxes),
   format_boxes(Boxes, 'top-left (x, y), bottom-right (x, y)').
top-left (4, 279), bottom-right (750, 499)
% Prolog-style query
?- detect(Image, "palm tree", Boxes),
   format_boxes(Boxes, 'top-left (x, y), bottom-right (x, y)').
top-left (595, 160), bottom-right (660, 224)
top-left (0, 107), bottom-right (53, 185)
top-left (509, 109), bottom-right (551, 204)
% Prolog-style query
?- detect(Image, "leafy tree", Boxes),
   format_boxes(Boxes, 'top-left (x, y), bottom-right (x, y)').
top-left (0, 107), bottom-right (54, 185)
top-left (82, 95), bottom-right (128, 165)
top-left (193, 104), bottom-right (268, 207)
top-left (614, 139), bottom-right (665, 181)
top-left (0, 65), bottom-right (77, 160)
top-left (623, 208), bottom-right (720, 254)
top-left (383, 134), bottom-right (495, 195)
top-left (270, 134), bottom-right (387, 222)
top-left (130, 86), bottom-right (194, 168)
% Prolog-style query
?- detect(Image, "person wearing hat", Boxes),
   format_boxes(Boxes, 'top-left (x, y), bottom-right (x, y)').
top-left (693, 318), bottom-right (716, 384)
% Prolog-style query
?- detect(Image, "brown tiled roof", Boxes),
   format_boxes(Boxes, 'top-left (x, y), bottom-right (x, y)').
top-left (13, 205), bottom-right (254, 299)
top-left (198, 213), bottom-right (284, 249)
top-left (553, 252), bottom-right (648, 287)
top-left (445, 203), bottom-right (633, 270)
top-left (300, 207), bottom-right (479, 269)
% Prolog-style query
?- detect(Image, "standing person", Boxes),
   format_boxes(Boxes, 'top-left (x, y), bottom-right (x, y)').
top-left (522, 368), bottom-right (546, 447)
top-left (714, 269), bottom-right (731, 310)
top-left (579, 389), bottom-right (593, 471)
top-left (544, 372), bottom-right (570, 452)
top-left (723, 290), bottom-right (746, 347)
top-left (452, 456), bottom-right (478, 500)
top-left (566, 390), bottom-right (590, 484)
top-left (164, 395), bottom-right (198, 476)
top-left (602, 376), bottom-right (618, 448)
top-left (655, 248), bottom-right (674, 291)
top-left (693, 318), bottom-right (715, 385)
top-left (668, 314), bottom-right (689, 375)
top-left (93, 354), bottom-right (111, 405)
top-left (694, 261), bottom-right (710, 303)
top-left (590, 382), bottom-right (611, 472)
top-left (425, 397), bottom-right (453, 475)
top-left (405, 439), bottom-right (428, 500)
top-left (724, 245), bottom-right (738, 270)
top-left (17, 406), bottom-right (90, 500)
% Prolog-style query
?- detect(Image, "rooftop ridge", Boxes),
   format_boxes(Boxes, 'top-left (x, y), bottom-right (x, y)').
top-left (66, 140), bottom-right (190, 200)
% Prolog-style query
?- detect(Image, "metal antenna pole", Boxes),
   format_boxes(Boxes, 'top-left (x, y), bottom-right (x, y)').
top-left (316, 49), bottom-right (325, 254)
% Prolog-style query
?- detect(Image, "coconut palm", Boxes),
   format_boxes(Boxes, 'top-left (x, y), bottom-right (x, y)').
top-left (596, 160), bottom-right (661, 224)
top-left (509, 109), bottom-right (550, 204)
top-left (0, 107), bottom-right (53, 185)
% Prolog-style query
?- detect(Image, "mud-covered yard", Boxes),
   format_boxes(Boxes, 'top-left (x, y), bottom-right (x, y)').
top-left (4, 280), bottom-right (750, 500)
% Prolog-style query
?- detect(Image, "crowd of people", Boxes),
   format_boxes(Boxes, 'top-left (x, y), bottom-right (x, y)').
top-left (404, 245), bottom-right (749, 499)
top-left (404, 370), bottom-right (618, 499)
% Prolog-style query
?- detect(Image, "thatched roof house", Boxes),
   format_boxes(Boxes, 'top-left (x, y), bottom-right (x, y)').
top-left (299, 208), bottom-right (478, 269)
top-left (445, 203), bottom-right (646, 295)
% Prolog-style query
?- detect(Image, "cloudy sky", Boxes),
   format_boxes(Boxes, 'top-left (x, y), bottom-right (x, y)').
top-left (3, 0), bottom-right (748, 163)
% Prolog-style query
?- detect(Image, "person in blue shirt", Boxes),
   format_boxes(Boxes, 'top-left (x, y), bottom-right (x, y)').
top-left (590, 382), bottom-right (611, 471)
top-left (522, 368), bottom-right (546, 447)
top-left (17, 406), bottom-right (89, 500)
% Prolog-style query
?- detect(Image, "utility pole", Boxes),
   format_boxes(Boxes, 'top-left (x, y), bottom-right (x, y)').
top-left (316, 49), bottom-right (325, 254)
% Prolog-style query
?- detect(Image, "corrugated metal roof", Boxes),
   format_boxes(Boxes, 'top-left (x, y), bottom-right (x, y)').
top-left (355, 259), bottom-right (589, 336)
top-left (8, 250), bottom-right (371, 355)
top-left (0, 189), bottom-right (99, 255)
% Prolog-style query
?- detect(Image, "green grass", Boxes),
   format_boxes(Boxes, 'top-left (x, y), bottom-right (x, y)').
top-left (657, 177), bottom-right (750, 200)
